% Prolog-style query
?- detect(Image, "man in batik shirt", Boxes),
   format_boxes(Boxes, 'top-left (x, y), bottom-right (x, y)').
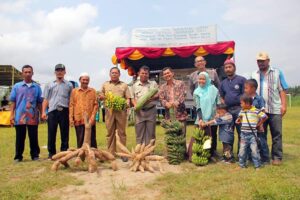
top-left (159, 67), bottom-right (188, 135)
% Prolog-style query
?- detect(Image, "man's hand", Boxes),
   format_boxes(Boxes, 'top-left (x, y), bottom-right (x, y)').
top-left (99, 94), bottom-right (105, 101)
top-left (173, 101), bottom-right (179, 108)
top-left (165, 102), bottom-right (173, 109)
top-left (10, 116), bottom-right (15, 126)
top-left (89, 118), bottom-right (95, 126)
top-left (70, 121), bottom-right (74, 127)
top-left (281, 106), bottom-right (287, 117)
top-left (41, 112), bottom-right (47, 120)
top-left (235, 118), bottom-right (241, 124)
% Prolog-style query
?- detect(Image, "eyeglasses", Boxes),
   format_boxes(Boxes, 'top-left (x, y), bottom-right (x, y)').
top-left (195, 60), bottom-right (205, 63)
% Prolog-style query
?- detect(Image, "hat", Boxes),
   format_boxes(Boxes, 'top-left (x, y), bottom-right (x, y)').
top-left (224, 59), bottom-right (235, 66)
top-left (256, 52), bottom-right (270, 60)
top-left (79, 72), bottom-right (89, 79)
top-left (55, 64), bottom-right (65, 70)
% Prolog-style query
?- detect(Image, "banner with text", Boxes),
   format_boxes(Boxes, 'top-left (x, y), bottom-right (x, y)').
top-left (131, 25), bottom-right (217, 47)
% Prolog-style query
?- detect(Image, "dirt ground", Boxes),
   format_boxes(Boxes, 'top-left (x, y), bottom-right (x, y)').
top-left (44, 159), bottom-right (183, 200)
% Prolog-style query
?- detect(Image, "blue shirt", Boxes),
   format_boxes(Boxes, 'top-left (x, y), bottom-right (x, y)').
top-left (43, 80), bottom-right (73, 112)
top-left (213, 112), bottom-right (234, 144)
top-left (219, 75), bottom-right (246, 107)
top-left (10, 81), bottom-right (43, 125)
top-left (252, 94), bottom-right (265, 110)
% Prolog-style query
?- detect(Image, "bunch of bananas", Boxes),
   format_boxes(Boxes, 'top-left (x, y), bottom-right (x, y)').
top-left (105, 92), bottom-right (127, 111)
top-left (161, 119), bottom-right (183, 135)
top-left (191, 129), bottom-right (211, 166)
top-left (162, 119), bottom-right (186, 165)
top-left (191, 154), bottom-right (209, 166)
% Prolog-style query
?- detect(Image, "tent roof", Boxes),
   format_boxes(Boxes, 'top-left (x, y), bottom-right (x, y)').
top-left (112, 41), bottom-right (235, 75)
top-left (0, 65), bottom-right (23, 86)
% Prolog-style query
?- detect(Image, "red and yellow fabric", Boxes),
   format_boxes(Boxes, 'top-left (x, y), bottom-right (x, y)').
top-left (112, 41), bottom-right (235, 73)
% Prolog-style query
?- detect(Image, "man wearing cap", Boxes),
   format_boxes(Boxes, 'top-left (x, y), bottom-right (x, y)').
top-left (251, 52), bottom-right (288, 166)
top-left (69, 73), bottom-right (98, 148)
top-left (10, 65), bottom-right (43, 162)
top-left (99, 67), bottom-right (131, 161)
top-left (219, 59), bottom-right (246, 155)
top-left (189, 56), bottom-right (220, 95)
top-left (131, 66), bottom-right (159, 146)
top-left (42, 64), bottom-right (73, 159)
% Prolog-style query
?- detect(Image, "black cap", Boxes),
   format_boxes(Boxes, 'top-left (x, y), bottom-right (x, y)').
top-left (55, 64), bottom-right (65, 71)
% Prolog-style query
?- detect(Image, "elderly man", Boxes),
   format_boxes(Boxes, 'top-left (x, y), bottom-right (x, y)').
top-left (10, 65), bottom-right (43, 162)
top-left (219, 59), bottom-right (246, 155)
top-left (159, 67), bottom-right (188, 135)
top-left (251, 52), bottom-right (288, 166)
top-left (189, 56), bottom-right (220, 95)
top-left (99, 67), bottom-right (131, 161)
top-left (131, 66), bottom-right (158, 145)
top-left (42, 64), bottom-right (73, 159)
top-left (69, 72), bottom-right (98, 148)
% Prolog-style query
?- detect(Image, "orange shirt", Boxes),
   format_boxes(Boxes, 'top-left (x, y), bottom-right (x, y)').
top-left (69, 87), bottom-right (98, 126)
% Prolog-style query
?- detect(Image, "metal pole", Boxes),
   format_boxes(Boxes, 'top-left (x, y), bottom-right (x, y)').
top-left (12, 66), bottom-right (15, 86)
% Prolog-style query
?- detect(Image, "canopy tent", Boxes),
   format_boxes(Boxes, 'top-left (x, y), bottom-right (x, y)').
top-left (0, 65), bottom-right (23, 86)
top-left (112, 41), bottom-right (235, 77)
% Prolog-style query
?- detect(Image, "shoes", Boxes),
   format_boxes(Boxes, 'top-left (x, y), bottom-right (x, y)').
top-left (121, 157), bottom-right (128, 162)
top-left (262, 160), bottom-right (270, 165)
top-left (48, 155), bottom-right (54, 161)
top-left (14, 159), bottom-right (22, 163)
top-left (32, 157), bottom-right (40, 161)
top-left (272, 159), bottom-right (282, 166)
top-left (255, 167), bottom-right (260, 171)
top-left (210, 156), bottom-right (218, 163)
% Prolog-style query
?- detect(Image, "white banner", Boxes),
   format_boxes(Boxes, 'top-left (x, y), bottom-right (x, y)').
top-left (131, 25), bottom-right (217, 47)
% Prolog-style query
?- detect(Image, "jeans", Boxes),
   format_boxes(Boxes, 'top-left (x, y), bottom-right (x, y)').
top-left (238, 132), bottom-right (261, 168)
top-left (264, 114), bottom-right (282, 160)
top-left (257, 131), bottom-right (270, 162)
top-left (228, 106), bottom-right (241, 154)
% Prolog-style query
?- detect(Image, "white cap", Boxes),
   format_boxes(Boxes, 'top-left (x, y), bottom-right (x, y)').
top-left (79, 72), bottom-right (89, 79)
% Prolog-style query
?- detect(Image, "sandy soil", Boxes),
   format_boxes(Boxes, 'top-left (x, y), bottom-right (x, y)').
top-left (44, 159), bottom-right (183, 200)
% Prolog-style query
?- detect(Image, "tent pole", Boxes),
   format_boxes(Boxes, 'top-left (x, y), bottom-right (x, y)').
top-left (12, 66), bottom-right (15, 87)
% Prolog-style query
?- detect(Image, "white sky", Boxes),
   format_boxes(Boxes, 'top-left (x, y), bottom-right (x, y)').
top-left (0, 0), bottom-right (299, 88)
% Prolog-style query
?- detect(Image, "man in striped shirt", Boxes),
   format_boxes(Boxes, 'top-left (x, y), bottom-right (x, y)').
top-left (251, 52), bottom-right (288, 166)
top-left (236, 94), bottom-right (268, 169)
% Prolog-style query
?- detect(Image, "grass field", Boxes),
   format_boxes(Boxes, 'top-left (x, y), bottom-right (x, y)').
top-left (0, 107), bottom-right (299, 200)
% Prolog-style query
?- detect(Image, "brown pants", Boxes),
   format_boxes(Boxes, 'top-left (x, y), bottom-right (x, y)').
top-left (105, 109), bottom-right (127, 154)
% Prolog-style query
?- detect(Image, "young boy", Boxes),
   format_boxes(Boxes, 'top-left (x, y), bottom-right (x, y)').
top-left (236, 94), bottom-right (268, 169)
top-left (205, 104), bottom-right (234, 163)
top-left (244, 79), bottom-right (269, 164)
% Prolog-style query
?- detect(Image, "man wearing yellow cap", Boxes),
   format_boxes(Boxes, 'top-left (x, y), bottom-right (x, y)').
top-left (251, 52), bottom-right (288, 166)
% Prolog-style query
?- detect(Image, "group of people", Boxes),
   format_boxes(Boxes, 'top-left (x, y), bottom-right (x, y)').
top-left (187, 52), bottom-right (288, 169)
top-left (9, 51), bottom-right (288, 170)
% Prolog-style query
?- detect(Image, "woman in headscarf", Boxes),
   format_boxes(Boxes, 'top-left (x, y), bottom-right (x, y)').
top-left (188, 72), bottom-right (220, 161)
top-left (193, 72), bottom-right (219, 125)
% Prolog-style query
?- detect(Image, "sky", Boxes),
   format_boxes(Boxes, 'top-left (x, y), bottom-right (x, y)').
top-left (0, 0), bottom-right (299, 88)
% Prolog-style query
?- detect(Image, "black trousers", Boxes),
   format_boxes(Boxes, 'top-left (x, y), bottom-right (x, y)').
top-left (14, 125), bottom-right (40, 160)
top-left (75, 125), bottom-right (97, 148)
top-left (47, 108), bottom-right (69, 157)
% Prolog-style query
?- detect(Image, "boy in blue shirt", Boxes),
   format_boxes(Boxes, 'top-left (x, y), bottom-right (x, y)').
top-left (244, 79), bottom-right (269, 164)
top-left (205, 104), bottom-right (234, 163)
